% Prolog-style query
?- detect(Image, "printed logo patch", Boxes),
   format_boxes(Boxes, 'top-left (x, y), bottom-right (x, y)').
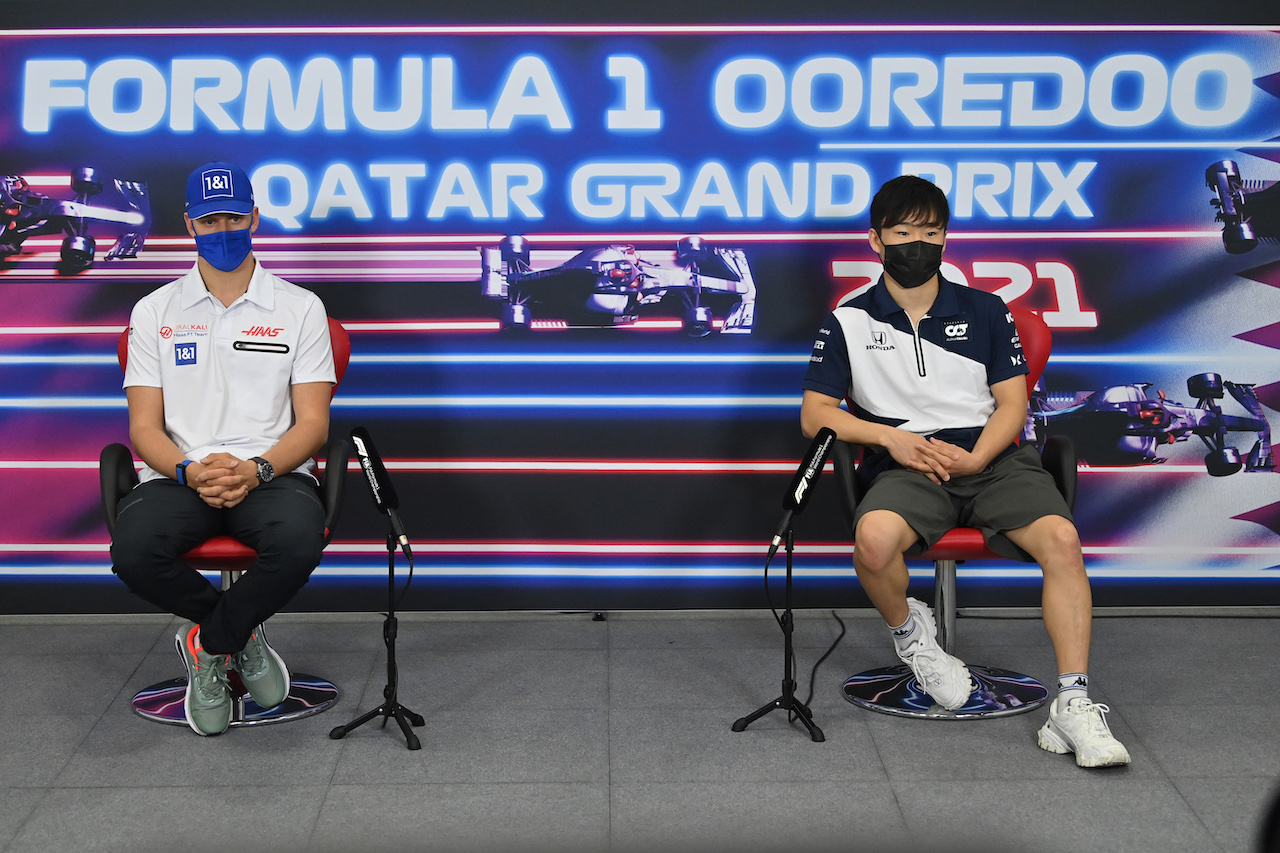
top-left (944, 322), bottom-right (970, 341)
top-left (202, 168), bottom-right (234, 199)
top-left (175, 342), bottom-right (197, 366)
top-left (866, 330), bottom-right (895, 351)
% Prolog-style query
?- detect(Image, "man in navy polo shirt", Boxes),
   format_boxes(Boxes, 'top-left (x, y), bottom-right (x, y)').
top-left (802, 176), bottom-right (1129, 768)
top-left (111, 162), bottom-right (336, 737)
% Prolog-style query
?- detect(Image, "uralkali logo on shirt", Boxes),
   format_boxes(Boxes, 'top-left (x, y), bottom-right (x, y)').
top-left (172, 323), bottom-right (208, 339)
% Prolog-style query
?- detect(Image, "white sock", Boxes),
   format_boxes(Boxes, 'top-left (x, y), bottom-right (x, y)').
top-left (1057, 672), bottom-right (1089, 705)
top-left (889, 613), bottom-right (920, 653)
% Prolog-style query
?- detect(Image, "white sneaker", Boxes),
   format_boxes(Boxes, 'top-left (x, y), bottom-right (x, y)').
top-left (896, 598), bottom-right (972, 711)
top-left (1038, 696), bottom-right (1132, 768)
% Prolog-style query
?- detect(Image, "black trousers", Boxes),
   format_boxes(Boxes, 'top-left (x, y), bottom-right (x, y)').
top-left (110, 475), bottom-right (325, 654)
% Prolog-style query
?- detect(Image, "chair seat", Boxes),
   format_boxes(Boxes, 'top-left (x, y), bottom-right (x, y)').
top-left (181, 535), bottom-right (256, 573)
top-left (919, 528), bottom-right (996, 562)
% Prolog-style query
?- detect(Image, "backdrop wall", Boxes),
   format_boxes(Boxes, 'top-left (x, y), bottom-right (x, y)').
top-left (2, 2), bottom-right (1277, 613)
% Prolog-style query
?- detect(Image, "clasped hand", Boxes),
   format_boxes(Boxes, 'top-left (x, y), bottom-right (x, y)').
top-left (884, 430), bottom-right (985, 484)
top-left (191, 452), bottom-right (258, 508)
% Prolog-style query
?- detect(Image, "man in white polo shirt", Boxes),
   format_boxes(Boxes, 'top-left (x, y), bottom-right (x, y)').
top-left (111, 161), bottom-right (336, 737)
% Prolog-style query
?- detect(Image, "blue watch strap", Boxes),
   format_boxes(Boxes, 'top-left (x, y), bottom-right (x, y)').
top-left (175, 460), bottom-right (193, 486)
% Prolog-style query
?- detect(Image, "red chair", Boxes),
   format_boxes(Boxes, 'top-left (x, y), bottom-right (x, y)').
top-left (833, 307), bottom-right (1075, 719)
top-left (100, 317), bottom-right (351, 727)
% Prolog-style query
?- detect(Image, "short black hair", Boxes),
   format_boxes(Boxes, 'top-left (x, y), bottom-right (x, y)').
top-left (869, 175), bottom-right (950, 233)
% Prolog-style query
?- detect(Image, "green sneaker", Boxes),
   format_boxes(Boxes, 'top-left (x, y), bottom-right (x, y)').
top-left (175, 621), bottom-right (231, 736)
top-left (232, 625), bottom-right (290, 710)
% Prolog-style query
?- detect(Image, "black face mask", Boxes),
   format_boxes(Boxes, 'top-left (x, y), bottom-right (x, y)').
top-left (881, 239), bottom-right (943, 289)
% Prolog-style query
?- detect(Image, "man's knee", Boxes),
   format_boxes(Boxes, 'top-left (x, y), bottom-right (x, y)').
top-left (1019, 514), bottom-right (1085, 572)
top-left (1035, 515), bottom-right (1081, 552)
top-left (110, 508), bottom-right (173, 586)
top-left (110, 533), bottom-right (149, 587)
top-left (854, 511), bottom-right (915, 571)
top-left (238, 479), bottom-right (325, 573)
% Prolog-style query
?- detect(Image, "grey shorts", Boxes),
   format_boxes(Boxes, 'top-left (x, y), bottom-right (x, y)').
top-left (853, 443), bottom-right (1073, 562)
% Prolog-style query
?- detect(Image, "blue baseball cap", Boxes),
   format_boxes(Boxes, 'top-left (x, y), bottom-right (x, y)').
top-left (185, 161), bottom-right (254, 219)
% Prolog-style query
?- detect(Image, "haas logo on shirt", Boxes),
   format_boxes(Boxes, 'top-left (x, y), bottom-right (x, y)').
top-left (240, 326), bottom-right (284, 337)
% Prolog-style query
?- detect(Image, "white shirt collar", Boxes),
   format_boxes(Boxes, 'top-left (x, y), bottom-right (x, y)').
top-left (178, 260), bottom-right (274, 311)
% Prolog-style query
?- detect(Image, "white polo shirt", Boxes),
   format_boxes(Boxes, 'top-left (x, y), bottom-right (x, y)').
top-left (124, 261), bottom-right (336, 483)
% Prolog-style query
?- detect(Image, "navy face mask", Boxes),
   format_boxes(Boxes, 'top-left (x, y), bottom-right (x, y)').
top-left (882, 239), bottom-right (943, 289)
top-left (194, 227), bottom-right (253, 272)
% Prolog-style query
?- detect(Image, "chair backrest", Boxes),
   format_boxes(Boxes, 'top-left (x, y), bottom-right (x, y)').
top-left (327, 316), bottom-right (351, 392)
top-left (1011, 306), bottom-right (1051, 396)
top-left (117, 316), bottom-right (350, 398)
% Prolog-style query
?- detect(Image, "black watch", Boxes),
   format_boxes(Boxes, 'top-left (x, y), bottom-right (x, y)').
top-left (251, 456), bottom-right (274, 483)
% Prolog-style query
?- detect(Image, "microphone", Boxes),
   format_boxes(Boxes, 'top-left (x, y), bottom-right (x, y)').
top-left (767, 427), bottom-right (836, 564)
top-left (350, 426), bottom-right (412, 561)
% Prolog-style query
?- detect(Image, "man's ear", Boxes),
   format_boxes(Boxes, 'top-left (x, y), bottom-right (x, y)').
top-left (868, 227), bottom-right (883, 257)
top-left (250, 208), bottom-right (260, 235)
top-left (183, 214), bottom-right (196, 238)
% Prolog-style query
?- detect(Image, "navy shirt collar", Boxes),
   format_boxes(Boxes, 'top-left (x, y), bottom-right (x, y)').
top-left (867, 274), bottom-right (964, 321)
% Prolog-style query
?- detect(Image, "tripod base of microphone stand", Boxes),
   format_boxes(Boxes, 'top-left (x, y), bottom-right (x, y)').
top-left (732, 680), bottom-right (825, 742)
top-left (328, 691), bottom-right (426, 750)
top-left (328, 609), bottom-right (425, 750)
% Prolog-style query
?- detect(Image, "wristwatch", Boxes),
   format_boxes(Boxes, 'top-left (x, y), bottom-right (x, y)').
top-left (175, 460), bottom-right (193, 486)
top-left (250, 456), bottom-right (274, 484)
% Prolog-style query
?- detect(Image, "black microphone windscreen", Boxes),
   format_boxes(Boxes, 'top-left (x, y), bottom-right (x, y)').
top-left (350, 426), bottom-right (400, 512)
top-left (784, 427), bottom-right (836, 513)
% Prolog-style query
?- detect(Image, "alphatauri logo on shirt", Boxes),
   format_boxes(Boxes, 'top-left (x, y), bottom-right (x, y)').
top-left (944, 322), bottom-right (970, 341)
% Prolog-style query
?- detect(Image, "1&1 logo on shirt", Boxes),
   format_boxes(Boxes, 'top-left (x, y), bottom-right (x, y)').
top-left (175, 342), bottom-right (198, 366)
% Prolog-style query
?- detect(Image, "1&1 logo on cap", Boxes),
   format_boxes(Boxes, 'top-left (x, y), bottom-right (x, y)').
top-left (201, 168), bottom-right (235, 199)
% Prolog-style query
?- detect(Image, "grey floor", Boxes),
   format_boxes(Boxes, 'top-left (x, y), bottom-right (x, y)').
top-left (1, 608), bottom-right (1278, 853)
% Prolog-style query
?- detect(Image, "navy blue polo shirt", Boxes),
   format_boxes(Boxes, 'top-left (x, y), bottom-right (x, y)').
top-left (803, 275), bottom-right (1028, 485)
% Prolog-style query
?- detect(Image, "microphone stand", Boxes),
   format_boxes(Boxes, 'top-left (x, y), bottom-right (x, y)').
top-left (329, 531), bottom-right (425, 750)
top-left (732, 527), bottom-right (825, 742)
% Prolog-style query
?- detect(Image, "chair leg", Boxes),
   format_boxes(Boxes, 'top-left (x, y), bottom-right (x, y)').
top-left (934, 559), bottom-right (958, 655)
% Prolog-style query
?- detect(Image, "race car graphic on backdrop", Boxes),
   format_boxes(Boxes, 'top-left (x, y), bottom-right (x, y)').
top-left (1206, 160), bottom-right (1280, 255)
top-left (1030, 372), bottom-right (1274, 476)
top-left (0, 167), bottom-right (150, 272)
top-left (480, 236), bottom-right (756, 336)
